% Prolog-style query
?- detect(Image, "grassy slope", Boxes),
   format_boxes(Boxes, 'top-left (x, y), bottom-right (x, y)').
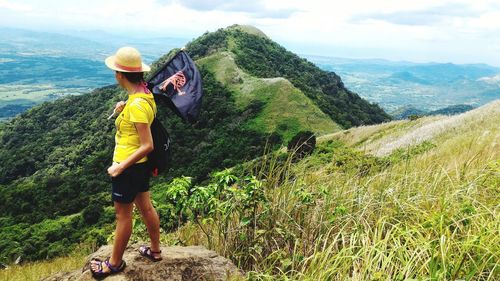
top-left (287, 101), bottom-right (500, 279)
top-left (0, 253), bottom-right (87, 281)
top-left (322, 100), bottom-right (500, 156)
top-left (197, 52), bottom-right (340, 141)
top-left (182, 100), bottom-right (497, 279)
top-left (12, 100), bottom-right (499, 281)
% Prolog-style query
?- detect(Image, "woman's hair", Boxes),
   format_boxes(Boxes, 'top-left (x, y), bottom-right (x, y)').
top-left (119, 71), bottom-right (144, 84)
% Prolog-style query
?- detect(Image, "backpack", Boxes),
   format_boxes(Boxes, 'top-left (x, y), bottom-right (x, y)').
top-left (143, 98), bottom-right (172, 176)
top-left (148, 117), bottom-right (171, 176)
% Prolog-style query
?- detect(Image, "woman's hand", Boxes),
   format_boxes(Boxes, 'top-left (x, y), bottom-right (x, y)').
top-left (107, 162), bottom-right (124, 177)
top-left (115, 101), bottom-right (126, 113)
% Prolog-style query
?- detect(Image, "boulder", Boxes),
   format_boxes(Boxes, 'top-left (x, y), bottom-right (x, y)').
top-left (43, 243), bottom-right (243, 281)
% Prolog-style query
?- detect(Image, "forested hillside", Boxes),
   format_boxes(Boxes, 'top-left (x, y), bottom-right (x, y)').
top-left (0, 69), bottom-right (272, 261)
top-left (185, 25), bottom-right (391, 128)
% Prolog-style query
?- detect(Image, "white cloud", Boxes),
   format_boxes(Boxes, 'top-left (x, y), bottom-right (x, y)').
top-left (0, 0), bottom-right (32, 12)
top-left (0, 0), bottom-right (499, 65)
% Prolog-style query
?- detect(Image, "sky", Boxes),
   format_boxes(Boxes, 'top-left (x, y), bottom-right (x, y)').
top-left (1, 0), bottom-right (499, 66)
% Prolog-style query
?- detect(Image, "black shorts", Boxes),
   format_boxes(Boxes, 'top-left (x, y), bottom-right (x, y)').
top-left (111, 162), bottom-right (150, 203)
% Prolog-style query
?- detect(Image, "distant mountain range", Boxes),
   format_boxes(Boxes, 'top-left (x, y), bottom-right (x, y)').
top-left (0, 27), bottom-right (187, 62)
top-left (307, 55), bottom-right (500, 112)
top-left (390, 104), bottom-right (475, 120)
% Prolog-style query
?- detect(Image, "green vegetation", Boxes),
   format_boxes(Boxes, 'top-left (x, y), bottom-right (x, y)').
top-left (427, 104), bottom-right (475, 116)
top-left (197, 52), bottom-right (340, 140)
top-left (186, 25), bottom-right (391, 128)
top-left (0, 67), bottom-right (280, 263)
top-left (390, 105), bottom-right (427, 120)
top-left (1, 25), bottom-right (422, 279)
top-left (150, 106), bottom-right (498, 280)
top-left (0, 248), bottom-right (89, 281)
top-left (3, 102), bottom-right (499, 280)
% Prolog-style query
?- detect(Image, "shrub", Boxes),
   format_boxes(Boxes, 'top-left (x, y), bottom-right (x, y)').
top-left (287, 131), bottom-right (316, 161)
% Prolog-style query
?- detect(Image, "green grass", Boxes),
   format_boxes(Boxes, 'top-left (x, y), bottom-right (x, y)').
top-left (320, 115), bottom-right (442, 149)
top-left (197, 52), bottom-right (340, 141)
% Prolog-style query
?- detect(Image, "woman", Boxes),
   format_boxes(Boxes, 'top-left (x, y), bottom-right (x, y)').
top-left (90, 47), bottom-right (162, 278)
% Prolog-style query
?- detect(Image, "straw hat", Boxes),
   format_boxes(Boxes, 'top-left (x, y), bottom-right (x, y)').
top-left (105, 46), bottom-right (151, 72)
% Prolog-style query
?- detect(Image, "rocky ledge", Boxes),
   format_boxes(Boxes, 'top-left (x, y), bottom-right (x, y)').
top-left (43, 243), bottom-right (243, 281)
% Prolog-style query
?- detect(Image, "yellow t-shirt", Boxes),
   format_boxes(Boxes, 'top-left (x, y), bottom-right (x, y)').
top-left (113, 93), bottom-right (157, 163)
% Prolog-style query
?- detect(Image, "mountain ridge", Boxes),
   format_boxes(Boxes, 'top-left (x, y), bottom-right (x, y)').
top-left (390, 104), bottom-right (476, 120)
top-left (323, 100), bottom-right (500, 156)
top-left (310, 55), bottom-right (500, 112)
top-left (184, 25), bottom-right (391, 127)
top-left (196, 50), bottom-right (340, 139)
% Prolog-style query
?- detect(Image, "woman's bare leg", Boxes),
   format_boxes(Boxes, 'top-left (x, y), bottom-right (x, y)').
top-left (134, 191), bottom-right (161, 256)
top-left (110, 201), bottom-right (134, 265)
top-left (91, 201), bottom-right (133, 273)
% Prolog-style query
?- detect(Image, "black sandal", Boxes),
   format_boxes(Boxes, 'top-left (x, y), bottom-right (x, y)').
top-left (139, 246), bottom-right (162, 262)
top-left (90, 257), bottom-right (126, 279)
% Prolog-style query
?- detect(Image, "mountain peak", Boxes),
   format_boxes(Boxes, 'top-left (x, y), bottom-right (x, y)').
top-left (225, 24), bottom-right (268, 38)
top-left (185, 25), bottom-right (390, 128)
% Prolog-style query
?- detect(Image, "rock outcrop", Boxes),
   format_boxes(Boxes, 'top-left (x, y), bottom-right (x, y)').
top-left (43, 243), bottom-right (243, 281)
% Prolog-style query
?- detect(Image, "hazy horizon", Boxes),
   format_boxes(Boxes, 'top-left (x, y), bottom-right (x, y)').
top-left (0, 0), bottom-right (499, 67)
top-left (1, 24), bottom-right (500, 69)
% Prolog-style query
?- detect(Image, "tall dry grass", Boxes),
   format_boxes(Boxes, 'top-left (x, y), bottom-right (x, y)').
top-left (0, 246), bottom-right (90, 281)
top-left (174, 101), bottom-right (499, 280)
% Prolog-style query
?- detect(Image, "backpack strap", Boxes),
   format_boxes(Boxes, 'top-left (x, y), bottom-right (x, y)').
top-left (138, 97), bottom-right (157, 119)
top-left (139, 97), bottom-right (159, 176)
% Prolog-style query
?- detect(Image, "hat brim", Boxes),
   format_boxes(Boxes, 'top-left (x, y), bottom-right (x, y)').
top-left (105, 55), bottom-right (151, 72)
